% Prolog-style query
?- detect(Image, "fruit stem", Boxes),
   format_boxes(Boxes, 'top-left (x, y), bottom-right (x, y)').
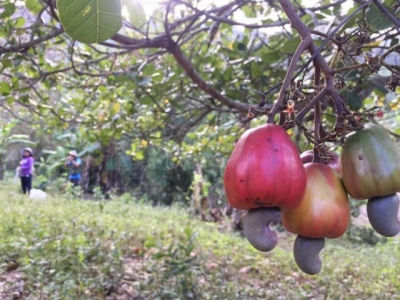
top-left (312, 65), bottom-right (323, 163)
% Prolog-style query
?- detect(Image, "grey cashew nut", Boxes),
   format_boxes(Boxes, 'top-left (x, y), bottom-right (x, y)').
top-left (293, 235), bottom-right (325, 275)
top-left (244, 207), bottom-right (281, 252)
top-left (367, 193), bottom-right (400, 237)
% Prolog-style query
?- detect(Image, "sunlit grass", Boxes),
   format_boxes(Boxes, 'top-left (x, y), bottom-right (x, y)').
top-left (0, 182), bottom-right (398, 299)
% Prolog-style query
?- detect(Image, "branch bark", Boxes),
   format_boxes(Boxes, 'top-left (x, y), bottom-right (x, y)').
top-left (0, 27), bottom-right (64, 55)
top-left (267, 37), bottom-right (311, 123)
top-left (295, 88), bottom-right (327, 123)
top-left (110, 34), bottom-right (169, 49)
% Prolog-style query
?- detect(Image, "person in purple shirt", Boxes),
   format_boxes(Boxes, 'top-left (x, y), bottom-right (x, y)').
top-left (18, 147), bottom-right (34, 194)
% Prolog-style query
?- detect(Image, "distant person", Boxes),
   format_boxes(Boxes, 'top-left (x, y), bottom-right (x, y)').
top-left (18, 147), bottom-right (34, 194)
top-left (66, 150), bottom-right (82, 186)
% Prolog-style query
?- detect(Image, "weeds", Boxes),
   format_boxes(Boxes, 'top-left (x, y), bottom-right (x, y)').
top-left (0, 182), bottom-right (398, 299)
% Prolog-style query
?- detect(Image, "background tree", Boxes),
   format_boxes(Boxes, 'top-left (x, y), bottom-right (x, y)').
top-left (0, 0), bottom-right (399, 210)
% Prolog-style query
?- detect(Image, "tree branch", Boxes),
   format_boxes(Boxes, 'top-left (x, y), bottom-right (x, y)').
top-left (167, 40), bottom-right (254, 112)
top-left (267, 37), bottom-right (311, 123)
top-left (278, 0), bottom-right (358, 131)
top-left (380, 44), bottom-right (400, 72)
top-left (295, 88), bottom-right (328, 123)
top-left (332, 62), bottom-right (368, 73)
top-left (110, 34), bottom-right (169, 49)
top-left (0, 27), bottom-right (64, 55)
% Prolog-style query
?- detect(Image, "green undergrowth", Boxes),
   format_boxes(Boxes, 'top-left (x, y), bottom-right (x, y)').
top-left (0, 183), bottom-right (398, 299)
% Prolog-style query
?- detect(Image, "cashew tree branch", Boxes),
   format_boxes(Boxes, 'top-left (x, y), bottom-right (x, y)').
top-left (278, 0), bottom-right (358, 131)
top-left (267, 37), bottom-right (311, 123)
top-left (166, 39), bottom-right (258, 113)
top-left (0, 27), bottom-right (64, 55)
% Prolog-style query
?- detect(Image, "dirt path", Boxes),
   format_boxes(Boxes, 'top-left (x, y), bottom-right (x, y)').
top-left (0, 271), bottom-right (24, 299)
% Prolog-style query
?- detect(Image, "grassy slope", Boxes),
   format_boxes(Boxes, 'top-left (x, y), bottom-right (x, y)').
top-left (0, 183), bottom-right (399, 299)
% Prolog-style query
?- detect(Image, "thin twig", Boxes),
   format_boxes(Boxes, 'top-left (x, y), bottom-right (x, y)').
top-left (332, 63), bottom-right (369, 73)
top-left (295, 88), bottom-right (328, 122)
top-left (262, 1), bottom-right (370, 100)
top-left (0, 27), bottom-right (64, 55)
top-left (380, 44), bottom-right (400, 72)
top-left (313, 65), bottom-right (322, 163)
top-left (278, 0), bottom-right (357, 131)
top-left (310, 29), bottom-right (341, 46)
top-left (267, 38), bottom-right (311, 123)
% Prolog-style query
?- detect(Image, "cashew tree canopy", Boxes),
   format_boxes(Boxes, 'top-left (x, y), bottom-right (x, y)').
top-left (0, 0), bottom-right (399, 195)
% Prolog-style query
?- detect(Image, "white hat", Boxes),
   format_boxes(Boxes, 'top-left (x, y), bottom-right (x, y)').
top-left (22, 147), bottom-right (33, 156)
top-left (68, 150), bottom-right (78, 157)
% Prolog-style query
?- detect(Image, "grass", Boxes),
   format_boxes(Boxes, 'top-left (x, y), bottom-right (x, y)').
top-left (0, 182), bottom-right (399, 299)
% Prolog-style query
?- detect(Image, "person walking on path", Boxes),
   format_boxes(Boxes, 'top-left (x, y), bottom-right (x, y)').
top-left (18, 147), bottom-right (34, 194)
top-left (66, 150), bottom-right (82, 186)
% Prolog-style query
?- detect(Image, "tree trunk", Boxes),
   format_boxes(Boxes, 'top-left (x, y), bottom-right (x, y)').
top-left (80, 140), bottom-right (124, 196)
top-left (191, 163), bottom-right (208, 219)
top-left (0, 156), bottom-right (4, 180)
top-left (231, 208), bottom-right (245, 231)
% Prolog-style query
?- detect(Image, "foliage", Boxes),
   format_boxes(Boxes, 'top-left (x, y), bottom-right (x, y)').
top-left (93, 186), bottom-right (106, 201)
top-left (0, 123), bottom-right (35, 179)
top-left (0, 0), bottom-right (399, 293)
top-left (0, 0), bottom-right (399, 202)
top-left (345, 223), bottom-right (388, 246)
top-left (64, 181), bottom-right (84, 200)
top-left (0, 183), bottom-right (398, 299)
top-left (57, 0), bottom-right (122, 43)
top-left (143, 146), bottom-right (194, 205)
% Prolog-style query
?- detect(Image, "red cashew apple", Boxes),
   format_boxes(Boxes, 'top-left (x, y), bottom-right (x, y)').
top-left (224, 124), bottom-right (306, 210)
top-left (224, 124), bottom-right (307, 252)
top-left (300, 150), bottom-right (342, 175)
top-left (282, 163), bottom-right (350, 275)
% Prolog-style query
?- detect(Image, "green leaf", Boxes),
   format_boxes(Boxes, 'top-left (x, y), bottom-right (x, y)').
top-left (0, 59), bottom-right (12, 70)
top-left (0, 82), bottom-right (10, 96)
top-left (281, 36), bottom-right (301, 53)
top-left (383, 0), bottom-right (397, 7)
top-left (0, 3), bottom-right (15, 18)
top-left (14, 17), bottom-right (26, 28)
top-left (339, 5), bottom-right (361, 32)
top-left (139, 95), bottom-right (152, 105)
top-left (135, 149), bottom-right (145, 160)
top-left (341, 90), bottom-right (363, 111)
top-left (261, 51), bottom-right (281, 63)
top-left (25, 0), bottom-right (42, 14)
top-left (250, 62), bottom-right (261, 78)
top-left (241, 6), bottom-right (255, 18)
top-left (57, 0), bottom-right (122, 44)
top-left (122, 0), bottom-right (146, 29)
top-left (141, 64), bottom-right (155, 77)
top-left (366, 3), bottom-right (393, 31)
top-left (144, 235), bottom-right (156, 248)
